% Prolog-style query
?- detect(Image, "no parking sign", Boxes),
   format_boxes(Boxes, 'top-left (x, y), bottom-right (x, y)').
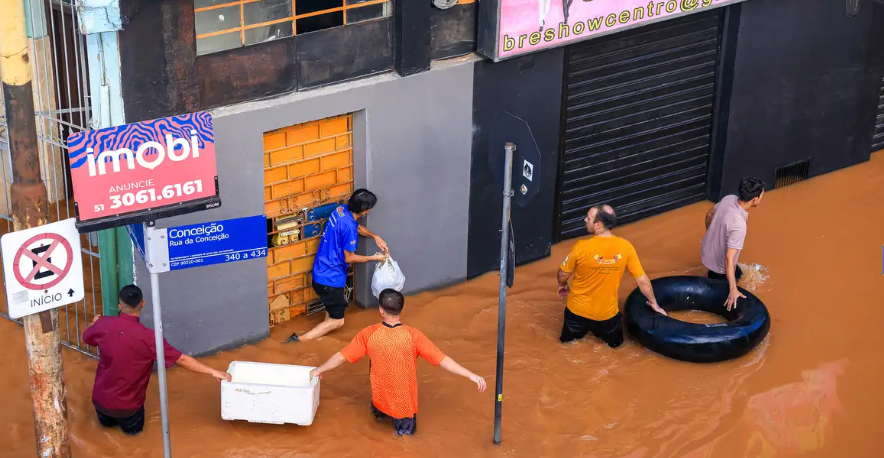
top-left (1, 219), bottom-right (85, 319)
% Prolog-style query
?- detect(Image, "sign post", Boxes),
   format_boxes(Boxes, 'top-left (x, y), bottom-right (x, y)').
top-left (493, 142), bottom-right (515, 445)
top-left (145, 224), bottom-right (173, 458)
top-left (66, 111), bottom-right (225, 458)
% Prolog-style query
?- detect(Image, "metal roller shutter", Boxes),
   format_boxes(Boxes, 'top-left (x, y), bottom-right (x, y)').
top-left (874, 75), bottom-right (884, 153)
top-left (556, 10), bottom-right (724, 241)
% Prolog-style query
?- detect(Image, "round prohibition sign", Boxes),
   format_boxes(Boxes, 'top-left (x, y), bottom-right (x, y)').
top-left (13, 233), bottom-right (74, 290)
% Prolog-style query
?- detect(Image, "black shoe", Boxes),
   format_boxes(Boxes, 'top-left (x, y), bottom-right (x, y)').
top-left (283, 332), bottom-right (300, 343)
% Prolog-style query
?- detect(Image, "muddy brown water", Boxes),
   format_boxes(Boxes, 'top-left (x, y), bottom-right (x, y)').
top-left (2, 153), bottom-right (884, 457)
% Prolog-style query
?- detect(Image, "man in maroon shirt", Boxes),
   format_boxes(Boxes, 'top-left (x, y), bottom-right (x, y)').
top-left (83, 285), bottom-right (231, 435)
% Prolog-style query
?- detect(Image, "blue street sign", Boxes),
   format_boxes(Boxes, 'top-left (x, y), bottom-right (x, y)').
top-left (167, 215), bottom-right (267, 271)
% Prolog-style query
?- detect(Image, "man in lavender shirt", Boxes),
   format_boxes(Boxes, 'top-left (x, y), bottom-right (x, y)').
top-left (701, 177), bottom-right (765, 310)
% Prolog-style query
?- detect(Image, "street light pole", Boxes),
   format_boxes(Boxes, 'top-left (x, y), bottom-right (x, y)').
top-left (0, 0), bottom-right (72, 456)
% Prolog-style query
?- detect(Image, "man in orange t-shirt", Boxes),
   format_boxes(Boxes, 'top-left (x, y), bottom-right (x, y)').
top-left (310, 289), bottom-right (486, 435)
top-left (556, 204), bottom-right (667, 347)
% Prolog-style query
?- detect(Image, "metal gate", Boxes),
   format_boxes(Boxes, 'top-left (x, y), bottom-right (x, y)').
top-left (873, 74), bottom-right (884, 153)
top-left (555, 10), bottom-right (724, 241)
top-left (0, 0), bottom-right (102, 358)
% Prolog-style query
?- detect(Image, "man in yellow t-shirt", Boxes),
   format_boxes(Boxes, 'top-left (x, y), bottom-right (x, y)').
top-left (556, 205), bottom-right (667, 347)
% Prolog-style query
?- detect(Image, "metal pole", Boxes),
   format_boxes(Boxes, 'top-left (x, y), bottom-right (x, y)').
top-left (0, 0), bottom-right (71, 456)
top-left (145, 224), bottom-right (172, 458)
top-left (493, 142), bottom-right (514, 445)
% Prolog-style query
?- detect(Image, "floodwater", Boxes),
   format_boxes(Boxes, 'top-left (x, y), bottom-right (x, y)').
top-left (2, 153), bottom-right (884, 458)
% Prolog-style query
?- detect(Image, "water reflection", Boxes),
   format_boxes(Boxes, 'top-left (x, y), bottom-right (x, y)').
top-left (683, 359), bottom-right (847, 458)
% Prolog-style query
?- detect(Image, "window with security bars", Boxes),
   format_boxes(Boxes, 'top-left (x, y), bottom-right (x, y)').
top-left (194, 0), bottom-right (392, 56)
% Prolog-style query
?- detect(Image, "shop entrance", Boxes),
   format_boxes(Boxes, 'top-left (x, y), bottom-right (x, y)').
top-left (262, 114), bottom-right (355, 326)
top-left (555, 10), bottom-right (724, 241)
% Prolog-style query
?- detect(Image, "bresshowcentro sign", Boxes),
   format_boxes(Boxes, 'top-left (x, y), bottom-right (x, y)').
top-left (478, 0), bottom-right (746, 61)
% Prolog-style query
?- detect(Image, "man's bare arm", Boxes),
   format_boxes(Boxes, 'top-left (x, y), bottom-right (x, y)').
top-left (357, 224), bottom-right (376, 238)
top-left (634, 274), bottom-right (667, 316)
top-left (724, 248), bottom-right (739, 291)
top-left (556, 269), bottom-right (572, 299)
top-left (557, 269), bottom-right (571, 286)
top-left (358, 225), bottom-right (388, 253)
top-left (439, 357), bottom-right (487, 392)
top-left (309, 352), bottom-right (347, 379)
top-left (344, 250), bottom-right (384, 264)
top-left (723, 248), bottom-right (745, 310)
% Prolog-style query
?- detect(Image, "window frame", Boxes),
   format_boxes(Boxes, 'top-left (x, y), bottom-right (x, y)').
top-left (194, 0), bottom-right (392, 55)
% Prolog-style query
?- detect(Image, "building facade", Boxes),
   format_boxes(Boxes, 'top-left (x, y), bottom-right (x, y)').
top-left (110, 0), bottom-right (883, 355)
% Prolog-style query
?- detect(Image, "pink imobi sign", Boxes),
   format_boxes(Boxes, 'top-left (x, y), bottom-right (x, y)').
top-left (482, 0), bottom-right (746, 60)
top-left (66, 111), bottom-right (220, 231)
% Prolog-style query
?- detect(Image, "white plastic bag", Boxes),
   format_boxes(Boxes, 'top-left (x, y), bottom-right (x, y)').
top-left (371, 256), bottom-right (406, 299)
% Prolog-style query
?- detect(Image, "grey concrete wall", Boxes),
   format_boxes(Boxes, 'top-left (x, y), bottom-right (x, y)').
top-left (138, 60), bottom-right (475, 355)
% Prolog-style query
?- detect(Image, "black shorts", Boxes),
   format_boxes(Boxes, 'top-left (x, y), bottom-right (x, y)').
top-left (707, 265), bottom-right (744, 282)
top-left (312, 281), bottom-right (348, 320)
top-left (560, 307), bottom-right (624, 348)
top-left (96, 406), bottom-right (145, 435)
top-left (371, 403), bottom-right (417, 436)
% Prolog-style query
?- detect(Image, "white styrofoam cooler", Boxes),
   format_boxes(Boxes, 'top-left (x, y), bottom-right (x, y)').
top-left (221, 361), bottom-right (320, 426)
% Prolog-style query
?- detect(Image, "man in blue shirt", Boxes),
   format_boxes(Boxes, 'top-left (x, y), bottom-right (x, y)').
top-left (289, 189), bottom-right (388, 342)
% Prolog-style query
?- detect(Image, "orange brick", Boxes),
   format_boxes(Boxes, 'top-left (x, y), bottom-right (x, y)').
top-left (304, 138), bottom-right (336, 157)
top-left (289, 305), bottom-right (307, 317)
top-left (289, 288), bottom-right (305, 305)
top-left (320, 117), bottom-right (349, 137)
top-left (275, 274), bottom-right (304, 294)
top-left (264, 153), bottom-right (271, 167)
top-left (273, 241), bottom-right (307, 262)
top-left (268, 262), bottom-right (291, 280)
top-left (338, 166), bottom-right (352, 182)
top-left (265, 166), bottom-right (288, 184)
top-left (322, 150), bottom-right (350, 171)
top-left (270, 146), bottom-right (303, 166)
top-left (306, 237), bottom-right (320, 255)
top-left (269, 293), bottom-right (290, 311)
top-left (272, 179), bottom-right (305, 199)
top-left (288, 158), bottom-right (320, 178)
top-left (265, 200), bottom-right (284, 217)
top-left (305, 287), bottom-right (317, 301)
top-left (264, 132), bottom-right (286, 151)
top-left (292, 193), bottom-right (316, 207)
top-left (291, 255), bottom-right (314, 274)
top-left (336, 134), bottom-right (351, 149)
top-left (264, 187), bottom-right (271, 201)
top-left (327, 183), bottom-right (353, 200)
top-left (267, 282), bottom-right (274, 296)
top-left (305, 171), bottom-right (337, 191)
top-left (287, 125), bottom-right (319, 146)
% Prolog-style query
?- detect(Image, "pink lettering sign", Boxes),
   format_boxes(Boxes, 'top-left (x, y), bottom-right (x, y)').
top-left (67, 111), bottom-right (220, 231)
top-left (480, 0), bottom-right (745, 61)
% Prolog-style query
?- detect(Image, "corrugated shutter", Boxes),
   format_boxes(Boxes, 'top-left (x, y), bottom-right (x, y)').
top-left (874, 75), bottom-right (884, 153)
top-left (556, 11), bottom-right (723, 241)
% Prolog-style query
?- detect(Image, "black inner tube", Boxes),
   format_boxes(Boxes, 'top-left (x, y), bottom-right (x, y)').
top-left (625, 276), bottom-right (771, 363)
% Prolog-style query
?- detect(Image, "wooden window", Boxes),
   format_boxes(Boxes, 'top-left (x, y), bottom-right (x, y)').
top-left (263, 114), bottom-right (355, 326)
top-left (195, 0), bottom-right (392, 56)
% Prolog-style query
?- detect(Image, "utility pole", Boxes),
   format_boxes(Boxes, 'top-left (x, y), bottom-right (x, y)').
top-left (0, 0), bottom-right (72, 456)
